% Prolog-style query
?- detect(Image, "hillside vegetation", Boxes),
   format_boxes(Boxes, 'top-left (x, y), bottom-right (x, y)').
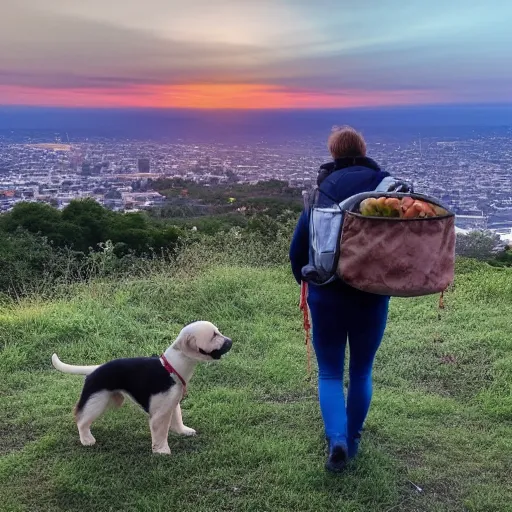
top-left (0, 178), bottom-right (510, 299)
top-left (0, 180), bottom-right (302, 298)
top-left (1, 256), bottom-right (511, 512)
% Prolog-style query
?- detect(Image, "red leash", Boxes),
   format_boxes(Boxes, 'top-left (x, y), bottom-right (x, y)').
top-left (300, 281), bottom-right (312, 379)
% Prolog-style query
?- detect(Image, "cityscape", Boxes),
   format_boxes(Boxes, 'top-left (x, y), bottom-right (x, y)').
top-left (1, 128), bottom-right (511, 243)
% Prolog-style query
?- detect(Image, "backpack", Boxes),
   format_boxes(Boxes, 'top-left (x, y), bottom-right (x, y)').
top-left (301, 175), bottom-right (414, 287)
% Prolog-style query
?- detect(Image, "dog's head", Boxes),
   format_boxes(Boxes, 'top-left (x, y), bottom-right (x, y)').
top-left (173, 321), bottom-right (232, 362)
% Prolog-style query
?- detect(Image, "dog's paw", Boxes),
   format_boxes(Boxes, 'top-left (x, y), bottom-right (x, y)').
top-left (178, 426), bottom-right (197, 436)
top-left (80, 434), bottom-right (96, 446)
top-left (152, 445), bottom-right (171, 455)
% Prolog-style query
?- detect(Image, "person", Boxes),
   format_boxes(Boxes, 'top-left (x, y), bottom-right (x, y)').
top-left (289, 126), bottom-right (391, 473)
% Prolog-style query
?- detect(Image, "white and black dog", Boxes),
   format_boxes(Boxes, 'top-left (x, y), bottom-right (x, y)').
top-left (51, 321), bottom-right (232, 454)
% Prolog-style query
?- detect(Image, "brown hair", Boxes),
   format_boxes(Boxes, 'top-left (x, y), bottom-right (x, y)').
top-left (328, 126), bottom-right (366, 159)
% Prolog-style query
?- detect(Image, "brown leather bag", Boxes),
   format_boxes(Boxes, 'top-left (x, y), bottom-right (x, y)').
top-left (337, 192), bottom-right (456, 297)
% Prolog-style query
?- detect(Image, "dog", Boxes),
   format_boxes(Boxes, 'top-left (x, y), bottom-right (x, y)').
top-left (51, 321), bottom-right (232, 454)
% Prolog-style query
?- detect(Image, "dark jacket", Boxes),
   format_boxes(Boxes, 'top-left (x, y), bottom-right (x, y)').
top-left (289, 156), bottom-right (391, 304)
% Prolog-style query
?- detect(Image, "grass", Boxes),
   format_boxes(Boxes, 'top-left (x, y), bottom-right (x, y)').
top-left (0, 259), bottom-right (511, 512)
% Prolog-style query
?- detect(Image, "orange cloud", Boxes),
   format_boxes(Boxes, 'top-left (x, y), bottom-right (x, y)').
top-left (0, 83), bottom-right (446, 109)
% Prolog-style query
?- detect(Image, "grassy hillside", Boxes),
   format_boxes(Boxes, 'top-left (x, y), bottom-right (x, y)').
top-left (1, 260), bottom-right (511, 512)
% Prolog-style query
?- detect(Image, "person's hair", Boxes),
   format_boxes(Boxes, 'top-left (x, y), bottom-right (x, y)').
top-left (327, 126), bottom-right (366, 159)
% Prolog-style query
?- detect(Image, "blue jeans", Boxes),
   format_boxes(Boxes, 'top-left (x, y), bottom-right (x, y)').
top-left (308, 291), bottom-right (389, 447)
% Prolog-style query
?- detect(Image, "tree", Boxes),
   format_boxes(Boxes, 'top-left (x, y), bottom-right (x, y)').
top-left (455, 230), bottom-right (503, 260)
top-left (62, 199), bottom-right (112, 251)
top-left (0, 202), bottom-right (65, 247)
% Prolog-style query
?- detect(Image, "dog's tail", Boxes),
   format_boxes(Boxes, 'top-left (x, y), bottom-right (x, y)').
top-left (51, 353), bottom-right (100, 375)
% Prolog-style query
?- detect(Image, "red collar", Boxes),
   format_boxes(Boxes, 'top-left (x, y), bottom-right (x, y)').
top-left (160, 354), bottom-right (187, 396)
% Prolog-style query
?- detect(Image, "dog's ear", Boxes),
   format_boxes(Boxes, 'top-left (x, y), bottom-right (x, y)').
top-left (175, 333), bottom-right (197, 352)
top-left (185, 335), bottom-right (197, 351)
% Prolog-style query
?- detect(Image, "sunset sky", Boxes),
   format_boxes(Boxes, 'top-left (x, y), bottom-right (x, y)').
top-left (1, 0), bottom-right (511, 109)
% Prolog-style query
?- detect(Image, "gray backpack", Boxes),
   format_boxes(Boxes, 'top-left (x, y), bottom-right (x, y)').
top-left (301, 176), bottom-right (413, 286)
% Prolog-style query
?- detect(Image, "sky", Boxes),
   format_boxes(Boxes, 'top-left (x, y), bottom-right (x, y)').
top-left (1, 0), bottom-right (511, 109)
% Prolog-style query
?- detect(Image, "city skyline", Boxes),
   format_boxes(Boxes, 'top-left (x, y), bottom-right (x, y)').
top-left (2, 124), bottom-right (511, 244)
top-left (1, 0), bottom-right (511, 109)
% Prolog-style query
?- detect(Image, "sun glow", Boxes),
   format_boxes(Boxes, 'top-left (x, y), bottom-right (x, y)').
top-left (0, 83), bottom-right (445, 109)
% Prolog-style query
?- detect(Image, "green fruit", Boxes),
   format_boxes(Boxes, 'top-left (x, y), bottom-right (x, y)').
top-left (379, 205), bottom-right (394, 217)
top-left (360, 199), bottom-right (378, 216)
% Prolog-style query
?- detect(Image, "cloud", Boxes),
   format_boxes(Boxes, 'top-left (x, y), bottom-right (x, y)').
top-left (0, 3), bottom-right (271, 88)
top-left (1, 0), bottom-right (511, 107)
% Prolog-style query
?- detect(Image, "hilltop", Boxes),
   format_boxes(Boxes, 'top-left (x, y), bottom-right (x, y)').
top-left (1, 257), bottom-right (511, 512)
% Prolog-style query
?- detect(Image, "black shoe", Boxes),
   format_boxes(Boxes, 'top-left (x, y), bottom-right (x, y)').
top-left (348, 433), bottom-right (362, 459)
top-left (325, 440), bottom-right (349, 473)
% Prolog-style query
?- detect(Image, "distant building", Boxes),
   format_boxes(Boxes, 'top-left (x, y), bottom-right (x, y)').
top-left (455, 215), bottom-right (488, 230)
top-left (138, 158), bottom-right (150, 173)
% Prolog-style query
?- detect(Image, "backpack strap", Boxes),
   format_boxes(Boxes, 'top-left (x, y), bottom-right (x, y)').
top-left (376, 176), bottom-right (414, 193)
top-left (338, 176), bottom-right (414, 211)
top-left (302, 188), bottom-right (313, 211)
top-left (375, 176), bottom-right (397, 192)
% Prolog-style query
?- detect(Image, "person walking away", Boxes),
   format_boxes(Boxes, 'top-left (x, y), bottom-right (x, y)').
top-left (289, 126), bottom-right (391, 473)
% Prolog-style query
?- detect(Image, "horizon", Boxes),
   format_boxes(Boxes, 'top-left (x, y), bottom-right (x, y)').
top-left (2, 104), bottom-right (512, 144)
top-left (2, 1), bottom-right (511, 110)
top-left (3, 102), bottom-right (512, 112)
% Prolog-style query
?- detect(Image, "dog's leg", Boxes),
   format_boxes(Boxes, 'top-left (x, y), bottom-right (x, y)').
top-left (149, 409), bottom-right (173, 454)
top-left (75, 391), bottom-right (111, 446)
top-left (169, 403), bottom-right (196, 436)
top-left (149, 391), bottom-right (179, 454)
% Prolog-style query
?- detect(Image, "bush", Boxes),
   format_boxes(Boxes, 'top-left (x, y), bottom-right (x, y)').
top-left (0, 230), bottom-right (67, 299)
top-left (0, 206), bottom-right (297, 299)
top-left (455, 230), bottom-right (503, 260)
top-left (488, 248), bottom-right (512, 268)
